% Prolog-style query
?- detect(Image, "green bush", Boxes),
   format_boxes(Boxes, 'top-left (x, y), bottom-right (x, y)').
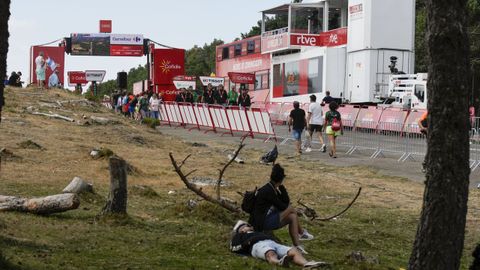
top-left (142, 117), bottom-right (160, 129)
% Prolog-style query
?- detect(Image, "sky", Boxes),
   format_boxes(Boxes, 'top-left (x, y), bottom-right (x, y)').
top-left (7, 0), bottom-right (287, 84)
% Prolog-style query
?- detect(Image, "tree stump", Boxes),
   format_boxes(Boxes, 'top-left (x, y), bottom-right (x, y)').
top-left (102, 156), bottom-right (127, 215)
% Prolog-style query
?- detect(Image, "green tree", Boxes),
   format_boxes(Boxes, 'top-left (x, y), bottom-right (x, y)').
top-left (185, 39), bottom-right (223, 77)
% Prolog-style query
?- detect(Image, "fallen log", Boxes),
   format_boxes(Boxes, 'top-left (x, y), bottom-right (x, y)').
top-left (0, 193), bottom-right (80, 214)
top-left (31, 112), bottom-right (74, 122)
top-left (62, 177), bottom-right (94, 194)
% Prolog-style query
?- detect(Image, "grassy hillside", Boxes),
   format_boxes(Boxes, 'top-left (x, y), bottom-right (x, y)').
top-left (0, 87), bottom-right (478, 269)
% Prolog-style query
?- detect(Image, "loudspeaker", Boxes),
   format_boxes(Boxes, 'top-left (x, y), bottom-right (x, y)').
top-left (64, 37), bottom-right (72, 54)
top-left (143, 38), bottom-right (150, 55)
top-left (117, 72), bottom-right (127, 89)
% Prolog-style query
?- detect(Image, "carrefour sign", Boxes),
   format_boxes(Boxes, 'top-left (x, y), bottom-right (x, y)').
top-left (110, 34), bottom-right (143, 45)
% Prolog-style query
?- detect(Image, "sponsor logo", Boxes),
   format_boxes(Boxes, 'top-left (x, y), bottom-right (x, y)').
top-left (159, 60), bottom-right (182, 74)
top-left (328, 34), bottom-right (338, 44)
top-left (295, 35), bottom-right (318, 46)
top-left (232, 59), bottom-right (262, 72)
top-left (349, 4), bottom-right (363, 14)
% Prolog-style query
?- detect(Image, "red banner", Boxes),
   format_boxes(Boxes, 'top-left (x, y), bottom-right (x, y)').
top-left (67, 71), bottom-right (87, 85)
top-left (99, 20), bottom-right (112, 33)
top-left (289, 28), bottom-right (348, 48)
top-left (152, 48), bottom-right (185, 85)
top-left (228, 72), bottom-right (255, 84)
top-left (30, 46), bottom-right (65, 85)
top-left (110, 45), bottom-right (143, 56)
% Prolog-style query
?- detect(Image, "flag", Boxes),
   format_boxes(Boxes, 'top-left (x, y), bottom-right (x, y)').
top-left (46, 57), bottom-right (57, 71)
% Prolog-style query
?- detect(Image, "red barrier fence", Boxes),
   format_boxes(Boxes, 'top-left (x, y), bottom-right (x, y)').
top-left (157, 102), bottom-right (276, 140)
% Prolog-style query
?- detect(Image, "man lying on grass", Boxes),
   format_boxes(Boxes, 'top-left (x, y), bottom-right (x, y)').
top-left (230, 220), bottom-right (328, 269)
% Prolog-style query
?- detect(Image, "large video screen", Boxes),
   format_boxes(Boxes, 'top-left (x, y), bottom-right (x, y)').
top-left (70, 33), bottom-right (144, 57)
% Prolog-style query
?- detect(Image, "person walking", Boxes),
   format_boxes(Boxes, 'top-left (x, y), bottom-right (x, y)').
top-left (288, 101), bottom-right (307, 155)
top-left (149, 93), bottom-right (160, 119)
top-left (323, 101), bottom-right (343, 158)
top-left (305, 95), bottom-right (326, 153)
top-left (248, 164), bottom-right (313, 254)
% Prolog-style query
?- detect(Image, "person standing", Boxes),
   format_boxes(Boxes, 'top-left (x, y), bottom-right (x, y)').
top-left (139, 92), bottom-right (149, 119)
top-left (288, 101), bottom-right (307, 155)
top-left (35, 52), bottom-right (46, 89)
top-left (321, 90), bottom-right (334, 106)
top-left (185, 86), bottom-right (195, 103)
top-left (323, 101), bottom-right (343, 158)
top-left (238, 87), bottom-right (251, 108)
top-left (203, 84), bottom-right (217, 104)
top-left (305, 95), bottom-right (326, 153)
top-left (149, 93), bottom-right (160, 119)
top-left (248, 164), bottom-right (313, 254)
top-left (216, 84), bottom-right (228, 106)
top-left (228, 86), bottom-right (238, 106)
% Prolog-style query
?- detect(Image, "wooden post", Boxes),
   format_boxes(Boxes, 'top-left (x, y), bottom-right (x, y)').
top-left (102, 156), bottom-right (127, 215)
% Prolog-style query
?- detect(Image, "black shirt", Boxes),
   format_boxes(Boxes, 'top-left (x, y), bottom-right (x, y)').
top-left (217, 90), bottom-right (228, 105)
top-left (230, 231), bottom-right (273, 255)
top-left (238, 93), bottom-right (251, 107)
top-left (248, 182), bottom-right (290, 232)
top-left (322, 95), bottom-right (335, 104)
top-left (8, 74), bottom-right (19, 86)
top-left (203, 91), bottom-right (217, 104)
top-left (289, 108), bottom-right (306, 130)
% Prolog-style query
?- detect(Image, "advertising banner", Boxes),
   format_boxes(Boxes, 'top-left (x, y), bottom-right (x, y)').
top-left (173, 75), bottom-right (196, 90)
top-left (290, 28), bottom-right (347, 47)
top-left (199, 76), bottom-right (225, 87)
top-left (70, 33), bottom-right (144, 56)
top-left (30, 46), bottom-right (65, 85)
top-left (67, 71), bottom-right (87, 85)
top-left (261, 32), bottom-right (289, 54)
top-left (85, 70), bottom-right (106, 82)
top-left (152, 48), bottom-right (185, 85)
top-left (99, 20), bottom-right (112, 33)
top-left (227, 72), bottom-right (255, 84)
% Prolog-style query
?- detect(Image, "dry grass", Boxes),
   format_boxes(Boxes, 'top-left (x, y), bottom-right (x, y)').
top-left (0, 86), bottom-right (479, 269)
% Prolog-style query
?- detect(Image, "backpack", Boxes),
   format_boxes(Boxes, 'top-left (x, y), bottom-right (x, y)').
top-left (331, 117), bottom-right (341, 131)
top-left (241, 187), bottom-right (257, 214)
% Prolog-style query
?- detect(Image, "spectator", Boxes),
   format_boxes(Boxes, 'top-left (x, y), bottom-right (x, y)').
top-left (305, 95), bottom-right (326, 153)
top-left (418, 111), bottom-right (428, 135)
top-left (185, 87), bottom-right (195, 103)
top-left (288, 101), bottom-right (307, 155)
top-left (203, 84), bottom-right (217, 104)
top-left (248, 164), bottom-right (313, 254)
top-left (129, 93), bottom-right (137, 119)
top-left (35, 51), bottom-right (46, 89)
top-left (48, 70), bottom-right (60, 88)
top-left (111, 90), bottom-right (120, 112)
top-left (7, 72), bottom-right (19, 87)
top-left (15, 72), bottom-right (23, 87)
top-left (122, 92), bottom-right (130, 117)
top-left (228, 85), bottom-right (238, 106)
top-left (321, 91), bottom-right (334, 106)
top-left (237, 86), bottom-right (251, 108)
top-left (149, 93), bottom-right (160, 119)
top-left (176, 88), bottom-right (187, 103)
top-left (3, 75), bottom-right (8, 86)
top-left (323, 101), bottom-right (343, 158)
top-left (139, 92), bottom-right (149, 119)
top-left (216, 84), bottom-right (228, 106)
top-left (231, 221), bottom-right (326, 268)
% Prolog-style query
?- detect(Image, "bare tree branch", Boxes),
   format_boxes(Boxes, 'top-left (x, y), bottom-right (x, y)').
top-left (169, 152), bottom-right (240, 213)
top-left (216, 138), bottom-right (246, 200)
top-left (178, 154), bottom-right (192, 169)
top-left (298, 187), bottom-right (362, 221)
top-left (184, 169), bottom-right (197, 178)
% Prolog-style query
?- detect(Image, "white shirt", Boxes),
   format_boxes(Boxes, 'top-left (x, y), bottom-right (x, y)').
top-left (308, 102), bottom-right (323, 125)
top-left (35, 55), bottom-right (45, 71)
top-left (150, 98), bottom-right (159, 111)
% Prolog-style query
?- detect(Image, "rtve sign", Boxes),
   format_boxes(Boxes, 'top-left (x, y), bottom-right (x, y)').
top-left (290, 28), bottom-right (348, 47)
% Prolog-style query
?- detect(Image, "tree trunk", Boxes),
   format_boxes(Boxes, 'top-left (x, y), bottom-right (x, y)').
top-left (0, 0), bottom-right (11, 124)
top-left (0, 194), bottom-right (80, 214)
top-left (409, 0), bottom-right (471, 269)
top-left (102, 156), bottom-right (127, 215)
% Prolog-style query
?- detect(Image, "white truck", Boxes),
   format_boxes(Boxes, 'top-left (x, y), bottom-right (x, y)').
top-left (385, 73), bottom-right (428, 109)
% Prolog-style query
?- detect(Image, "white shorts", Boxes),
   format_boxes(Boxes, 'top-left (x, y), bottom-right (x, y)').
top-left (251, 240), bottom-right (291, 260)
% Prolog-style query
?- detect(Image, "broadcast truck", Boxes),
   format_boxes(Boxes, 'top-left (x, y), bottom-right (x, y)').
top-left (386, 73), bottom-right (428, 109)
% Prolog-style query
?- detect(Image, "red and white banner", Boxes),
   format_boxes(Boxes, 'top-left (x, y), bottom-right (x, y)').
top-left (173, 75), bottom-right (196, 90)
top-left (261, 31), bottom-right (289, 53)
top-left (85, 70), bottom-right (106, 82)
top-left (110, 45), bottom-right (143, 56)
top-left (199, 76), bottom-right (225, 87)
top-left (228, 72), bottom-right (255, 84)
top-left (290, 34), bottom-right (322, 47)
top-left (67, 71), bottom-right (87, 86)
top-left (290, 28), bottom-right (348, 48)
top-left (30, 46), bottom-right (65, 85)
